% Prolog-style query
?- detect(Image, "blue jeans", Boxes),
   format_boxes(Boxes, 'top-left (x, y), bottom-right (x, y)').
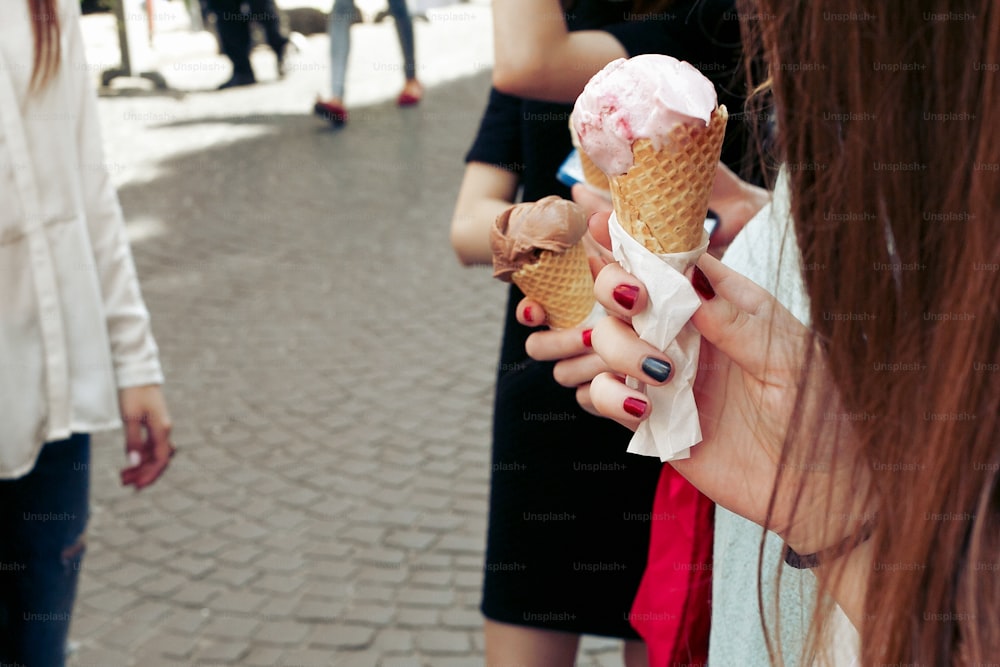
top-left (329, 0), bottom-right (416, 99)
top-left (0, 435), bottom-right (90, 667)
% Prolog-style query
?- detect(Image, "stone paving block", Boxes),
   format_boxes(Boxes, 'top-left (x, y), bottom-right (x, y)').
top-left (241, 646), bottom-right (285, 667)
top-left (379, 657), bottom-right (423, 667)
top-left (67, 645), bottom-right (130, 667)
top-left (206, 565), bottom-right (258, 588)
top-left (409, 553), bottom-right (451, 569)
top-left (311, 558), bottom-right (359, 581)
top-left (93, 522), bottom-right (143, 547)
top-left (122, 539), bottom-right (174, 565)
top-left (410, 569), bottom-right (452, 587)
top-left (182, 506), bottom-right (235, 530)
top-left (202, 614), bottom-right (261, 640)
top-left (251, 573), bottom-right (305, 595)
top-left (452, 570), bottom-right (482, 590)
top-left (254, 619), bottom-right (312, 646)
top-left (368, 488), bottom-right (409, 508)
top-left (301, 537), bottom-right (351, 561)
top-left (414, 629), bottom-right (472, 654)
top-left (441, 608), bottom-right (483, 630)
top-left (262, 508), bottom-right (309, 530)
top-left (354, 547), bottom-right (406, 568)
top-left (342, 603), bottom-right (395, 625)
top-left (193, 639), bottom-right (251, 664)
top-left (167, 553), bottom-right (216, 578)
top-left (256, 551), bottom-right (305, 572)
top-left (384, 530), bottom-right (436, 551)
top-left (407, 493), bottom-right (451, 511)
top-left (147, 522), bottom-right (201, 546)
top-left (83, 588), bottom-right (138, 615)
top-left (68, 607), bottom-right (109, 639)
top-left (171, 580), bottom-right (225, 606)
top-left (435, 534), bottom-right (484, 555)
top-left (373, 628), bottom-right (414, 654)
top-left (217, 544), bottom-right (264, 566)
top-left (455, 555), bottom-right (485, 570)
top-left (413, 513), bottom-right (464, 532)
top-left (432, 658), bottom-right (489, 667)
top-left (278, 487), bottom-right (324, 508)
top-left (293, 598), bottom-right (345, 623)
top-left (220, 521), bottom-right (271, 541)
top-left (282, 648), bottom-right (339, 667)
top-left (306, 624), bottom-right (377, 650)
top-left (394, 607), bottom-right (441, 628)
top-left (188, 535), bottom-right (231, 557)
top-left (136, 631), bottom-right (200, 659)
top-left (162, 608), bottom-right (210, 635)
top-left (302, 579), bottom-right (350, 600)
top-left (80, 548), bottom-right (124, 575)
top-left (121, 599), bottom-right (172, 624)
top-left (137, 571), bottom-right (188, 597)
top-left (211, 590), bottom-right (270, 615)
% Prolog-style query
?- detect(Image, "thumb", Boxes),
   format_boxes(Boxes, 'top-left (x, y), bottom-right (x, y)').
top-left (689, 254), bottom-right (807, 379)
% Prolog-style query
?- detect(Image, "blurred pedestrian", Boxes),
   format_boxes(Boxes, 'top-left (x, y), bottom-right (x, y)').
top-left (206, 0), bottom-right (290, 88)
top-left (313, 0), bottom-right (423, 127)
top-left (0, 2), bottom-right (175, 664)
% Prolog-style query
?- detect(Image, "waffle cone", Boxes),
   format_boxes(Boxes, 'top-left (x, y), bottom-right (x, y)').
top-left (512, 242), bottom-right (595, 329)
top-left (609, 105), bottom-right (728, 254)
top-left (579, 149), bottom-right (609, 191)
top-left (570, 117), bottom-right (609, 191)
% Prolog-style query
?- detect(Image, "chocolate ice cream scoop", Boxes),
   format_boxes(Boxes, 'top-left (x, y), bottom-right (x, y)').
top-left (490, 196), bottom-right (589, 281)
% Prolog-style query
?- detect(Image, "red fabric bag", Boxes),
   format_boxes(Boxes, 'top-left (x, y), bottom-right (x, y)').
top-left (629, 464), bottom-right (714, 666)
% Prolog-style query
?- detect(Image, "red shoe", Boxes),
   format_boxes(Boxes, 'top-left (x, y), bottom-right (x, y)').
top-left (397, 81), bottom-right (423, 107)
top-left (314, 100), bottom-right (347, 127)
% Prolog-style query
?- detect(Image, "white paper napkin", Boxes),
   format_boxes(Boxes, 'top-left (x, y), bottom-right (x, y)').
top-left (608, 213), bottom-right (708, 461)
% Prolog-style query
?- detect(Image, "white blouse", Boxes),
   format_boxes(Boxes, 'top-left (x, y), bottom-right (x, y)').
top-left (0, 0), bottom-right (163, 478)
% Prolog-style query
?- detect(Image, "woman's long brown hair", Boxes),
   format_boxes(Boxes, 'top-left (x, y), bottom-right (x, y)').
top-left (30, 0), bottom-right (60, 90)
top-left (738, 0), bottom-right (999, 663)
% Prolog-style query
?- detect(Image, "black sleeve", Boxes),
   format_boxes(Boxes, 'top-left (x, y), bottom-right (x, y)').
top-left (465, 87), bottom-right (525, 176)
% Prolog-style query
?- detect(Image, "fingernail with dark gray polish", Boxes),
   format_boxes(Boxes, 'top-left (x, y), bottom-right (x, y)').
top-left (641, 357), bottom-right (672, 383)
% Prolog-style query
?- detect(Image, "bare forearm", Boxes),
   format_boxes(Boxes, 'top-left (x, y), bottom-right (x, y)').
top-left (450, 163), bottom-right (520, 266)
top-left (451, 198), bottom-right (515, 266)
top-left (491, 0), bottom-right (627, 102)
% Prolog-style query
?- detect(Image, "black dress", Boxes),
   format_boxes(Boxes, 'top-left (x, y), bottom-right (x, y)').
top-left (467, 0), bottom-right (743, 639)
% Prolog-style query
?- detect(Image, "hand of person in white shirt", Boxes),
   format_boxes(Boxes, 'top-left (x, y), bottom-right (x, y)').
top-left (118, 385), bottom-right (175, 490)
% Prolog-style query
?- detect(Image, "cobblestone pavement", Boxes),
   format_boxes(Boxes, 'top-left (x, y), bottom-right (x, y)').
top-left (68, 3), bottom-right (624, 666)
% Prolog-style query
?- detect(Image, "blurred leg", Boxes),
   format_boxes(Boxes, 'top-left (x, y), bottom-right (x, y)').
top-left (207, 0), bottom-right (255, 80)
top-left (483, 619), bottom-right (579, 667)
top-left (0, 435), bottom-right (90, 667)
top-left (247, 0), bottom-right (288, 55)
top-left (385, 0), bottom-right (416, 81)
top-left (328, 0), bottom-right (354, 100)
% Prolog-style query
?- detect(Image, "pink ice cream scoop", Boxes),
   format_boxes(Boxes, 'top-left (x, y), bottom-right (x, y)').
top-left (571, 54), bottom-right (718, 176)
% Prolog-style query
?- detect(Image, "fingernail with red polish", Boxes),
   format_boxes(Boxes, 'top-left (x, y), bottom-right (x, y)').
top-left (623, 397), bottom-right (648, 418)
top-left (613, 284), bottom-right (640, 310)
top-left (692, 266), bottom-right (716, 301)
top-left (524, 306), bottom-right (533, 323)
top-left (582, 329), bottom-right (593, 347)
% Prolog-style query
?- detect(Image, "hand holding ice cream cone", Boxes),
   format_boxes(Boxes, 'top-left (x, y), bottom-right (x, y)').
top-left (490, 196), bottom-right (599, 330)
